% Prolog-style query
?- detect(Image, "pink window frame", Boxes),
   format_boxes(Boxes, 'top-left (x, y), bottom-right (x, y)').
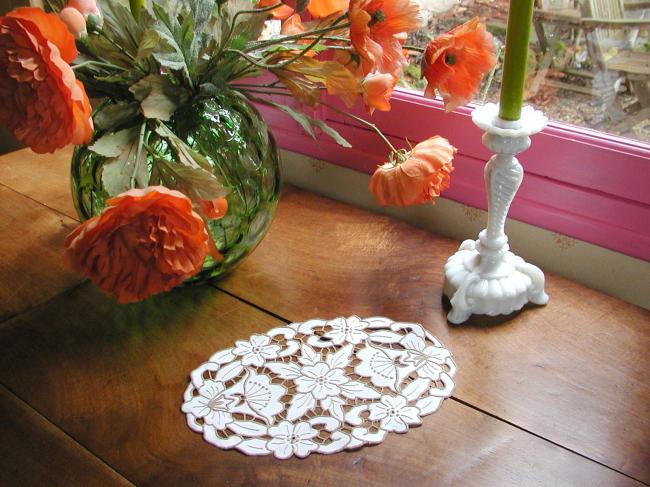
top-left (255, 89), bottom-right (650, 262)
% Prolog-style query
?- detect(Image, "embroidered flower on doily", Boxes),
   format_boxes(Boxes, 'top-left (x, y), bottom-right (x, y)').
top-left (355, 344), bottom-right (405, 390)
top-left (181, 379), bottom-right (236, 429)
top-left (399, 333), bottom-right (451, 380)
top-left (266, 343), bottom-right (380, 421)
top-left (233, 334), bottom-right (281, 366)
top-left (323, 316), bottom-right (369, 345)
top-left (295, 362), bottom-right (348, 399)
top-left (267, 421), bottom-right (320, 459)
top-left (368, 394), bottom-right (421, 432)
top-left (237, 370), bottom-right (286, 421)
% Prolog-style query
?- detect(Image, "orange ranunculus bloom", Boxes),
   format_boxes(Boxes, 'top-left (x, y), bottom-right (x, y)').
top-left (362, 73), bottom-right (395, 114)
top-left (349, 0), bottom-right (422, 76)
top-left (258, 0), bottom-right (294, 20)
top-left (0, 7), bottom-right (93, 153)
top-left (422, 17), bottom-right (497, 112)
top-left (369, 136), bottom-right (456, 207)
top-left (199, 197), bottom-right (228, 220)
top-left (308, 0), bottom-right (349, 18)
top-left (64, 187), bottom-right (210, 304)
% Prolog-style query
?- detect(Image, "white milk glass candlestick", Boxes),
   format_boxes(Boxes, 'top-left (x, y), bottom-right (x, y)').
top-left (443, 103), bottom-right (549, 324)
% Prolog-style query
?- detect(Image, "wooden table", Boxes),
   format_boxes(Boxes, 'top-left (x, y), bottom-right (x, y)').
top-left (0, 148), bottom-right (648, 487)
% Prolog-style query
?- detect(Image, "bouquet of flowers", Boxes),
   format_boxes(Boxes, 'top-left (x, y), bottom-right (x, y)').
top-left (0, 0), bottom-right (496, 303)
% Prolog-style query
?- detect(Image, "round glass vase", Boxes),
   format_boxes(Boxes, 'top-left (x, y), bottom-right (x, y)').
top-left (70, 90), bottom-right (281, 284)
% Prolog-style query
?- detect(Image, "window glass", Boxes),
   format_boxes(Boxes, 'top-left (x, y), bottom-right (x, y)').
top-left (401, 0), bottom-right (650, 143)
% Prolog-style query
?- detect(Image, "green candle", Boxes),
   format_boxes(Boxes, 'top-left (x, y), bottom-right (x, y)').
top-left (129, 0), bottom-right (146, 18)
top-left (498, 0), bottom-right (535, 121)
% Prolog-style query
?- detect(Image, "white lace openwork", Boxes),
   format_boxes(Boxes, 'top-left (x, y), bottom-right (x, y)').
top-left (182, 316), bottom-right (456, 459)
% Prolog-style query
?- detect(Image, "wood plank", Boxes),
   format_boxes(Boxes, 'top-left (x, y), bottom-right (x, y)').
top-left (216, 187), bottom-right (650, 482)
top-left (0, 147), bottom-right (77, 220)
top-left (0, 284), bottom-right (640, 487)
top-left (0, 185), bottom-right (83, 321)
top-left (0, 384), bottom-right (133, 487)
top-left (606, 51), bottom-right (650, 76)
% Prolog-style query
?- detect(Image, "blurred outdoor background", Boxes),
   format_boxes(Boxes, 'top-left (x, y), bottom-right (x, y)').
top-left (403, 0), bottom-right (650, 143)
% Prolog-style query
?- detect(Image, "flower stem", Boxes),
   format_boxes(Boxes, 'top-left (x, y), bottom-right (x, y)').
top-left (403, 45), bottom-right (425, 53)
top-left (72, 60), bottom-right (126, 71)
top-left (245, 16), bottom-right (350, 52)
top-left (323, 102), bottom-right (398, 154)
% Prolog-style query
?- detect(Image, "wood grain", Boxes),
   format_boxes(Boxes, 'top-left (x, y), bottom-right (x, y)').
top-left (0, 185), bottom-right (83, 321)
top-left (0, 283), bottom-right (640, 487)
top-left (0, 148), bottom-right (77, 220)
top-left (0, 384), bottom-right (133, 487)
top-left (216, 187), bottom-right (650, 482)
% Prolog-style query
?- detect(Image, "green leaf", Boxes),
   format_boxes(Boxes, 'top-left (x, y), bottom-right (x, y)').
top-left (311, 119), bottom-right (352, 148)
top-left (214, 0), bottom-right (266, 51)
top-left (97, 0), bottom-right (144, 56)
top-left (129, 74), bottom-right (187, 121)
top-left (189, 0), bottom-right (215, 60)
top-left (90, 126), bottom-right (150, 196)
top-left (253, 99), bottom-right (351, 148)
top-left (136, 29), bottom-right (160, 61)
top-left (152, 2), bottom-right (194, 82)
top-left (93, 101), bottom-right (141, 131)
top-left (264, 101), bottom-right (316, 138)
top-left (156, 159), bottom-right (229, 202)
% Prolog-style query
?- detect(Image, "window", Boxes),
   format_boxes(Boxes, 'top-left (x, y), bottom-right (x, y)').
top-left (401, 0), bottom-right (650, 144)
top-left (261, 0), bottom-right (650, 262)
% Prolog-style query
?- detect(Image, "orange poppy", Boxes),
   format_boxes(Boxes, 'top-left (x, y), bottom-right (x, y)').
top-left (362, 73), bottom-right (395, 114)
top-left (349, 0), bottom-right (422, 76)
top-left (64, 187), bottom-right (211, 304)
top-left (258, 0), bottom-right (294, 20)
top-left (0, 7), bottom-right (93, 153)
top-left (422, 17), bottom-right (497, 112)
top-left (369, 135), bottom-right (456, 207)
top-left (308, 0), bottom-right (349, 18)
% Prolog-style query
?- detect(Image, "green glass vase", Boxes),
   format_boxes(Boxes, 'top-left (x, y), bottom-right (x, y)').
top-left (70, 90), bottom-right (281, 284)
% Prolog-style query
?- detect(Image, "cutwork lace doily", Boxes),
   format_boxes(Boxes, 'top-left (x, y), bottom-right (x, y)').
top-left (182, 316), bottom-right (456, 459)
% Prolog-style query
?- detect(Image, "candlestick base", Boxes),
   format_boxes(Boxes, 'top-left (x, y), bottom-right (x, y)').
top-left (443, 103), bottom-right (548, 324)
top-left (443, 233), bottom-right (548, 324)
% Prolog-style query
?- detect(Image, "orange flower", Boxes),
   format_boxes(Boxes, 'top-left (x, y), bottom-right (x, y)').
top-left (64, 187), bottom-right (210, 304)
top-left (0, 7), bottom-right (93, 153)
top-left (308, 0), bottom-right (349, 18)
top-left (280, 14), bottom-right (317, 57)
top-left (349, 0), bottom-right (422, 76)
top-left (273, 56), bottom-right (361, 107)
top-left (422, 17), bottom-right (497, 112)
top-left (199, 197), bottom-right (228, 220)
top-left (362, 73), bottom-right (395, 114)
top-left (258, 0), bottom-right (294, 20)
top-left (369, 136), bottom-right (456, 207)
top-left (281, 13), bottom-right (305, 36)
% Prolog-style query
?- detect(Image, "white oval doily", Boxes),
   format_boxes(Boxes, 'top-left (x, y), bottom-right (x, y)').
top-left (182, 316), bottom-right (456, 459)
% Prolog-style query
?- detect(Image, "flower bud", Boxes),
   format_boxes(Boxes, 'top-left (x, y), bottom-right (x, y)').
top-left (85, 12), bottom-right (103, 32)
top-left (67, 0), bottom-right (99, 15)
top-left (59, 7), bottom-right (87, 39)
